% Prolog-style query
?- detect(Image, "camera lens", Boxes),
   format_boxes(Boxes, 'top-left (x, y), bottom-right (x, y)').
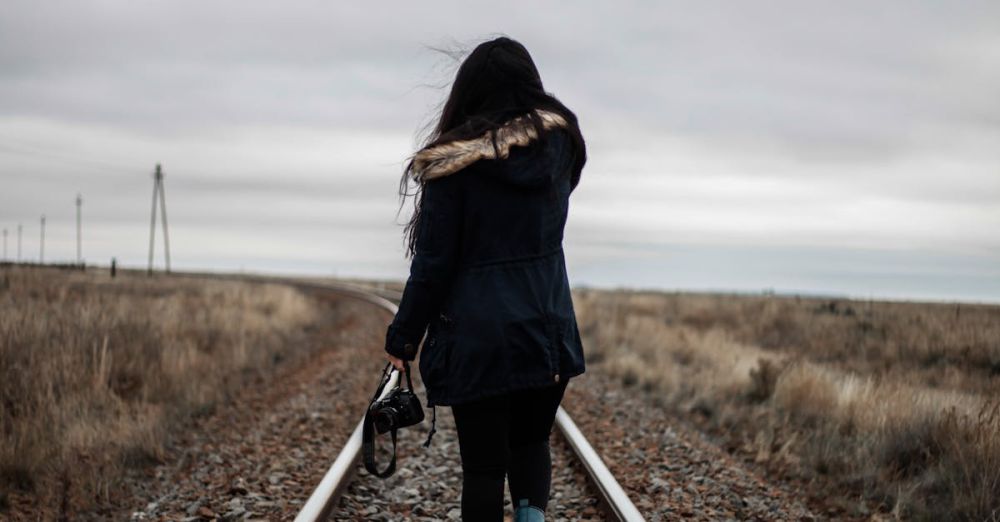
top-left (374, 407), bottom-right (397, 434)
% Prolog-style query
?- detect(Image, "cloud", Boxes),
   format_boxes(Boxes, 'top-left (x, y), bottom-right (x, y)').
top-left (1, 1), bottom-right (998, 300)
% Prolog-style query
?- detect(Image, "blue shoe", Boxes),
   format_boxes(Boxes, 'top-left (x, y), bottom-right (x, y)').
top-left (515, 499), bottom-right (545, 522)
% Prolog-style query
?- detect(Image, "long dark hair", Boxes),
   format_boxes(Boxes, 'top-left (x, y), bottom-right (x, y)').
top-left (400, 36), bottom-right (586, 256)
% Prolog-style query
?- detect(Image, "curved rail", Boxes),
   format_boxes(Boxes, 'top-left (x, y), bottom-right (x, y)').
top-left (556, 408), bottom-right (645, 521)
top-left (293, 283), bottom-right (399, 522)
top-left (294, 281), bottom-right (645, 522)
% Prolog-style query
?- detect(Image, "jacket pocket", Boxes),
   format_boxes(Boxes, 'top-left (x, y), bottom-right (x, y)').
top-left (502, 315), bottom-right (554, 377)
top-left (419, 316), bottom-right (452, 396)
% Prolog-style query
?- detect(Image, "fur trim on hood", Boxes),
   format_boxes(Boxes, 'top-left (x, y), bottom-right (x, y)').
top-left (411, 109), bottom-right (569, 182)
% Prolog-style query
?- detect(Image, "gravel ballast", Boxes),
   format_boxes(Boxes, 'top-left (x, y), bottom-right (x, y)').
top-left (332, 388), bottom-right (603, 521)
top-left (112, 286), bottom-right (818, 521)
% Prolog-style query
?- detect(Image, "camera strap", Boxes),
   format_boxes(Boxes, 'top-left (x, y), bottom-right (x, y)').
top-left (363, 362), bottom-right (396, 478)
top-left (362, 362), bottom-right (411, 479)
top-left (423, 405), bottom-right (437, 448)
top-left (362, 419), bottom-right (398, 478)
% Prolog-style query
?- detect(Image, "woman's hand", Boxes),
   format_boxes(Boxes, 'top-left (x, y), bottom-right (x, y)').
top-left (386, 353), bottom-right (405, 372)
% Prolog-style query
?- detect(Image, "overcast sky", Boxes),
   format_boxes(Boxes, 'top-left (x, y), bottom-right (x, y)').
top-left (1, 1), bottom-right (998, 301)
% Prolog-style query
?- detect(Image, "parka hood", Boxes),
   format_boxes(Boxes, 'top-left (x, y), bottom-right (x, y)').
top-left (411, 110), bottom-right (570, 186)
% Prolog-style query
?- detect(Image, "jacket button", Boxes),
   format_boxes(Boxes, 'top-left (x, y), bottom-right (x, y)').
top-left (554, 373), bottom-right (560, 382)
top-left (403, 343), bottom-right (416, 358)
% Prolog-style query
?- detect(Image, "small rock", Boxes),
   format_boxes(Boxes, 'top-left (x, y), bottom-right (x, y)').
top-left (228, 479), bottom-right (249, 496)
top-left (186, 501), bottom-right (203, 517)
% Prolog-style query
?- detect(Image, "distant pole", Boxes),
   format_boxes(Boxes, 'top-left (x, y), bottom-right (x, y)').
top-left (148, 165), bottom-right (159, 275)
top-left (147, 164), bottom-right (171, 275)
top-left (76, 193), bottom-right (83, 265)
top-left (40, 215), bottom-right (45, 264)
top-left (17, 223), bottom-right (22, 262)
top-left (158, 168), bottom-right (171, 273)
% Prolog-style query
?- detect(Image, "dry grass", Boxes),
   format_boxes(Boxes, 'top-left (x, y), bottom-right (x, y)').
top-left (574, 288), bottom-right (1000, 521)
top-left (0, 266), bottom-right (320, 517)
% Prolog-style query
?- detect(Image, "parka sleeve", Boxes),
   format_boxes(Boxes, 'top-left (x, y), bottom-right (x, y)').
top-left (384, 174), bottom-right (464, 361)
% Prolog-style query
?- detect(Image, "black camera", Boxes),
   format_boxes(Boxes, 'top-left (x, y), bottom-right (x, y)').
top-left (363, 362), bottom-right (427, 478)
top-left (370, 386), bottom-right (424, 434)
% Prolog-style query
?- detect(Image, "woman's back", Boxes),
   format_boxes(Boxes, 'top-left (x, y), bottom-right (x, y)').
top-left (457, 128), bottom-right (573, 265)
top-left (409, 125), bottom-right (584, 407)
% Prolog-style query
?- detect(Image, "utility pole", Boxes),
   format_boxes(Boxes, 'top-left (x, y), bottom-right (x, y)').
top-left (17, 223), bottom-right (21, 262)
top-left (159, 168), bottom-right (171, 273)
top-left (147, 164), bottom-right (171, 275)
top-left (76, 193), bottom-right (83, 265)
top-left (40, 215), bottom-right (45, 264)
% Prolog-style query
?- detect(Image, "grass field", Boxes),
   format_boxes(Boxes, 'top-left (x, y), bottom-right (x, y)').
top-left (5, 266), bottom-right (997, 520)
top-left (573, 289), bottom-right (1000, 520)
top-left (0, 266), bottom-right (321, 517)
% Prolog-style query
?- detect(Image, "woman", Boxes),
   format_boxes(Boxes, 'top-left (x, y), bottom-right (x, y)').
top-left (384, 36), bottom-right (587, 522)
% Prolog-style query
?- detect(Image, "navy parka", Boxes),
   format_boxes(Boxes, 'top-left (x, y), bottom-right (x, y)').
top-left (385, 128), bottom-right (585, 407)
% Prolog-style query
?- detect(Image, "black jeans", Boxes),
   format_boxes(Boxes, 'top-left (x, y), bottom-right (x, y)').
top-left (450, 379), bottom-right (569, 521)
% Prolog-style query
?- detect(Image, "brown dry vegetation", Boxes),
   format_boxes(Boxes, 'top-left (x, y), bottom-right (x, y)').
top-left (0, 267), bottom-right (320, 518)
top-left (574, 289), bottom-right (1000, 521)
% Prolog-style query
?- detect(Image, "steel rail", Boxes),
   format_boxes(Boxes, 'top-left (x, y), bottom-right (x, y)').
top-left (293, 284), bottom-right (399, 522)
top-left (555, 408), bottom-right (645, 521)
top-left (294, 282), bottom-right (645, 522)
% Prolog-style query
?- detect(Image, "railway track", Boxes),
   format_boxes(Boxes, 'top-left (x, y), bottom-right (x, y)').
top-left (120, 275), bottom-right (815, 520)
top-left (294, 281), bottom-right (644, 522)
